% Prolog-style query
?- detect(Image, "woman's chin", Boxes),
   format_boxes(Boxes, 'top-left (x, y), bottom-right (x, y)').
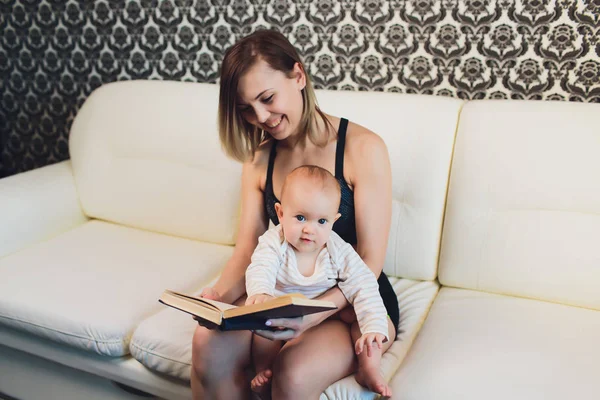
top-left (269, 128), bottom-right (288, 141)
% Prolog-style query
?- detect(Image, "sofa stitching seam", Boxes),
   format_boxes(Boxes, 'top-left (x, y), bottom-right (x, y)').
top-left (130, 341), bottom-right (191, 367)
top-left (0, 314), bottom-right (125, 345)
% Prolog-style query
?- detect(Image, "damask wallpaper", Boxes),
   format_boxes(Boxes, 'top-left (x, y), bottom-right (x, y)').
top-left (1, 0), bottom-right (599, 177)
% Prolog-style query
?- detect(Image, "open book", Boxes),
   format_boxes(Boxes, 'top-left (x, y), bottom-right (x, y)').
top-left (159, 290), bottom-right (338, 331)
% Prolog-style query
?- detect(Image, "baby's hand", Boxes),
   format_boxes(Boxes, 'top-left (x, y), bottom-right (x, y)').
top-left (355, 333), bottom-right (386, 357)
top-left (245, 294), bottom-right (275, 306)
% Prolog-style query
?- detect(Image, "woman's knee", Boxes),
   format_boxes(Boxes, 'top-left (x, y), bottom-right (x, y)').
top-left (191, 326), bottom-right (215, 377)
top-left (192, 326), bottom-right (252, 380)
top-left (271, 321), bottom-right (356, 398)
top-left (271, 345), bottom-right (319, 396)
top-left (271, 354), bottom-right (304, 395)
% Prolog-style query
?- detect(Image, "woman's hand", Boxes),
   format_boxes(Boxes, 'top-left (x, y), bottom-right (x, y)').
top-left (253, 286), bottom-right (350, 340)
top-left (192, 287), bottom-right (222, 330)
top-left (253, 312), bottom-right (324, 341)
top-left (253, 314), bottom-right (316, 341)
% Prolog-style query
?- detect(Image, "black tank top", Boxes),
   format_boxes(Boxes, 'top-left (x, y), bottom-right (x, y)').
top-left (264, 118), bottom-right (357, 244)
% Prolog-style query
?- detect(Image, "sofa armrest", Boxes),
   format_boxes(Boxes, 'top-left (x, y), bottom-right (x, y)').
top-left (0, 160), bottom-right (89, 259)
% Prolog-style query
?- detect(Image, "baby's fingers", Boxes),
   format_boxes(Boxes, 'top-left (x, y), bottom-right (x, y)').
top-left (366, 337), bottom-right (373, 357)
top-left (355, 338), bottom-right (364, 355)
top-left (375, 335), bottom-right (383, 349)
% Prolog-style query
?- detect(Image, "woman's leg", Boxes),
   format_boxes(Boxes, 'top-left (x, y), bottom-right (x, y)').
top-left (250, 334), bottom-right (283, 397)
top-left (191, 325), bottom-right (253, 400)
top-left (271, 319), bottom-right (356, 400)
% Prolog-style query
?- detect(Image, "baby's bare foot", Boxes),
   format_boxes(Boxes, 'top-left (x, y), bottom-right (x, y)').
top-left (355, 365), bottom-right (392, 397)
top-left (251, 369), bottom-right (273, 397)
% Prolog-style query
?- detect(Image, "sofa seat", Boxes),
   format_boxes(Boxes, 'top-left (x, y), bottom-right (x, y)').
top-left (390, 287), bottom-right (600, 399)
top-left (130, 277), bottom-right (440, 399)
top-left (0, 219), bottom-right (232, 357)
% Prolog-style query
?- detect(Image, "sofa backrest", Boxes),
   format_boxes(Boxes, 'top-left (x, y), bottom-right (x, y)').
top-left (439, 100), bottom-right (600, 309)
top-left (316, 90), bottom-right (463, 280)
top-left (70, 81), bottom-right (242, 245)
top-left (70, 80), bottom-right (463, 280)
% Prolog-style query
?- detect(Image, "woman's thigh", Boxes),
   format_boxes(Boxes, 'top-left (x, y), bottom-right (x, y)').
top-left (192, 295), bottom-right (253, 378)
top-left (193, 327), bottom-right (253, 369)
top-left (271, 319), bottom-right (356, 399)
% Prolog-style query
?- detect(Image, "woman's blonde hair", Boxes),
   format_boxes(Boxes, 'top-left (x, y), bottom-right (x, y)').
top-left (218, 29), bottom-right (332, 162)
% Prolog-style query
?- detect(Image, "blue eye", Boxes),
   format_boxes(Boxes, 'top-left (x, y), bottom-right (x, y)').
top-left (295, 215), bottom-right (305, 222)
top-left (318, 218), bottom-right (327, 225)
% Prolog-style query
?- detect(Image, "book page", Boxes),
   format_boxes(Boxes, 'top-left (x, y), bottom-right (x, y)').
top-left (159, 293), bottom-right (223, 325)
top-left (166, 290), bottom-right (238, 311)
top-left (197, 297), bottom-right (238, 311)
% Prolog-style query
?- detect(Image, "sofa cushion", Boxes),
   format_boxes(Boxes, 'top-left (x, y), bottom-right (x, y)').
top-left (130, 277), bottom-right (439, 399)
top-left (69, 81), bottom-right (242, 246)
top-left (439, 100), bottom-right (600, 309)
top-left (0, 160), bottom-right (88, 259)
top-left (0, 220), bottom-right (232, 356)
top-left (317, 91), bottom-right (464, 281)
top-left (390, 287), bottom-right (600, 400)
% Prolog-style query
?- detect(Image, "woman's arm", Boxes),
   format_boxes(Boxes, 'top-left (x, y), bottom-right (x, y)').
top-left (349, 127), bottom-right (393, 277)
top-left (307, 124), bottom-right (392, 320)
top-left (254, 286), bottom-right (348, 341)
top-left (210, 160), bottom-right (269, 304)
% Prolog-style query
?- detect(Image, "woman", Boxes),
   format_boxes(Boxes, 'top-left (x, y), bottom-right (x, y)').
top-left (191, 29), bottom-right (399, 400)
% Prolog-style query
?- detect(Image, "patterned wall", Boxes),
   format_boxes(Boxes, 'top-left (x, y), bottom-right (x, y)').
top-left (1, 0), bottom-right (600, 178)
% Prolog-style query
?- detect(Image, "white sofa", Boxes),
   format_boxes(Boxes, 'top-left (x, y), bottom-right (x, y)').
top-left (0, 80), bottom-right (598, 400)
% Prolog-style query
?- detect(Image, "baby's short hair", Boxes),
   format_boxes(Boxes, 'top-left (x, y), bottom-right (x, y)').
top-left (281, 165), bottom-right (341, 209)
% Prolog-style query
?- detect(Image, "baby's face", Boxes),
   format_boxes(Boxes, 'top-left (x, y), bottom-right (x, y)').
top-left (276, 180), bottom-right (340, 254)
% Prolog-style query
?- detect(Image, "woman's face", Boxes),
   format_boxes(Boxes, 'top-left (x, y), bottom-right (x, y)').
top-left (237, 58), bottom-right (306, 141)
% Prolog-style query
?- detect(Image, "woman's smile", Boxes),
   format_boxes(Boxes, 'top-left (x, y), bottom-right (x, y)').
top-left (266, 116), bottom-right (283, 128)
top-left (265, 115), bottom-right (286, 135)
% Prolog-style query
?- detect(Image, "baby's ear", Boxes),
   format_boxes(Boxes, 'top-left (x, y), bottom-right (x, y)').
top-left (275, 202), bottom-right (283, 220)
top-left (334, 213), bottom-right (341, 222)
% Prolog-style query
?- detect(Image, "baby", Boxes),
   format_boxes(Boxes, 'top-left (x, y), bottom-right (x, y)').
top-left (245, 165), bottom-right (392, 397)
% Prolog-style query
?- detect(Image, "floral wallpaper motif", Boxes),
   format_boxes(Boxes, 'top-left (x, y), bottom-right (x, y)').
top-left (1, 0), bottom-right (599, 177)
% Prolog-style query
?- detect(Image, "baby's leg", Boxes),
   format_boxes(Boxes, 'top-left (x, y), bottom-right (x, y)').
top-left (251, 333), bottom-right (283, 398)
top-left (351, 319), bottom-right (395, 397)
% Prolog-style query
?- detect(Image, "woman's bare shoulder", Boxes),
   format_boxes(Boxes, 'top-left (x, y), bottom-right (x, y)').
top-left (345, 121), bottom-right (389, 164)
top-left (244, 140), bottom-right (273, 191)
top-left (252, 140), bottom-right (273, 167)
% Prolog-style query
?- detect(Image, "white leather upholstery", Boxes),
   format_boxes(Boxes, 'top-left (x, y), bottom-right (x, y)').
top-left (5, 80), bottom-right (598, 400)
top-left (438, 100), bottom-right (600, 309)
top-left (0, 160), bottom-right (88, 259)
top-left (69, 81), bottom-right (242, 246)
top-left (0, 325), bottom-right (191, 400)
top-left (390, 287), bottom-right (600, 400)
top-left (0, 220), bottom-right (231, 356)
top-left (129, 276), bottom-right (218, 380)
top-left (130, 277), bottom-right (439, 400)
top-left (316, 90), bottom-right (464, 281)
top-left (322, 279), bottom-right (438, 400)
top-left (69, 80), bottom-right (463, 280)
top-left (0, 343), bottom-right (164, 400)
